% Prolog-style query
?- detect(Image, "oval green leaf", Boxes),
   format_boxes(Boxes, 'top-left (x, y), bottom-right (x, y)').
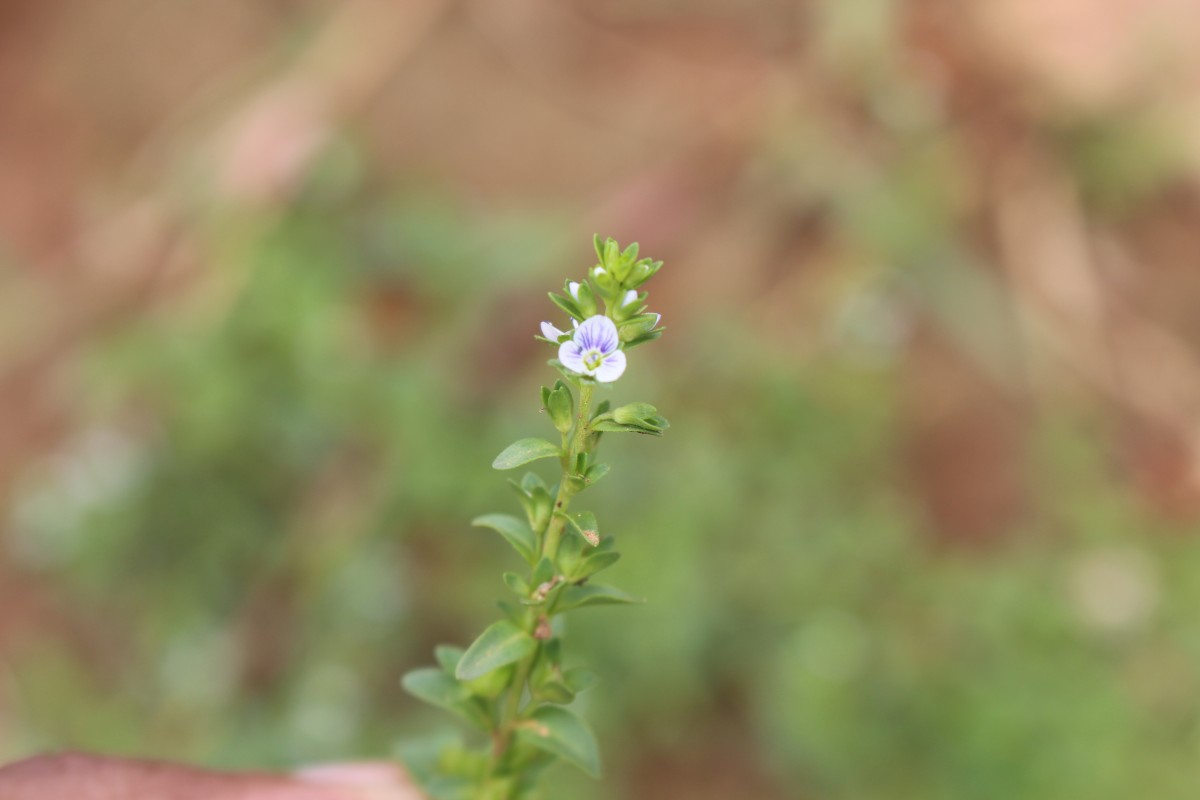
top-left (472, 514), bottom-right (537, 565)
top-left (493, 438), bottom-right (561, 470)
top-left (401, 668), bottom-right (490, 730)
top-left (455, 620), bottom-right (537, 681)
top-left (554, 584), bottom-right (644, 615)
top-left (516, 705), bottom-right (602, 778)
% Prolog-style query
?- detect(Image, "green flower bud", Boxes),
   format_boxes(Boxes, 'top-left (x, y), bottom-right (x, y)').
top-left (547, 382), bottom-right (573, 434)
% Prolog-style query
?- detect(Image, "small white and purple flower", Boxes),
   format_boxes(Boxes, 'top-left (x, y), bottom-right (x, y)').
top-left (559, 315), bottom-right (626, 382)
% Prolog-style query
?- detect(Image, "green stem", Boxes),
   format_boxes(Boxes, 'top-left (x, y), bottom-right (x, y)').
top-left (541, 382), bottom-right (593, 563)
top-left (489, 381), bottom-right (595, 780)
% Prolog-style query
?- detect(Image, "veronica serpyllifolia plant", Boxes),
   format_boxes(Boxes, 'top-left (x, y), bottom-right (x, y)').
top-left (402, 236), bottom-right (667, 800)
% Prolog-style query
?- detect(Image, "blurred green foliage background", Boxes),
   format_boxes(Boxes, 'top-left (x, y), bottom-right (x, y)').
top-left (5, 1), bottom-right (1200, 798)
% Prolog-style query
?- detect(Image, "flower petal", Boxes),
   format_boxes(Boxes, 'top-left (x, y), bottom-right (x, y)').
top-left (541, 321), bottom-right (566, 340)
top-left (593, 349), bottom-right (626, 383)
top-left (621, 290), bottom-right (638, 307)
top-left (559, 340), bottom-right (589, 375)
top-left (574, 315), bottom-right (620, 354)
top-left (567, 281), bottom-right (581, 301)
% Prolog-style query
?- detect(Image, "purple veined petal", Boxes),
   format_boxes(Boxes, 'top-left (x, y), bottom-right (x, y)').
top-left (574, 315), bottom-right (620, 354)
top-left (567, 281), bottom-right (581, 301)
top-left (593, 349), bottom-right (627, 382)
top-left (559, 340), bottom-right (588, 375)
top-left (621, 290), bottom-right (638, 307)
top-left (541, 321), bottom-right (566, 340)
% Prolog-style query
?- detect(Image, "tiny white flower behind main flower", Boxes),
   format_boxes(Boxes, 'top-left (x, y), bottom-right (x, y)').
top-left (621, 290), bottom-right (638, 307)
top-left (567, 281), bottom-right (582, 301)
top-left (559, 315), bottom-right (626, 382)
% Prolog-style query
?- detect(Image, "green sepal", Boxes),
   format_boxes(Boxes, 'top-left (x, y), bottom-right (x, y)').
top-left (623, 329), bottom-right (664, 349)
top-left (548, 291), bottom-right (583, 321)
top-left (554, 584), bottom-right (643, 615)
top-left (566, 280), bottom-right (598, 318)
top-left (613, 291), bottom-right (646, 321)
top-left (515, 705), bottom-right (602, 778)
top-left (456, 621), bottom-right (538, 681)
top-left (616, 313), bottom-right (661, 342)
top-left (493, 438), bottom-right (561, 470)
top-left (591, 264), bottom-right (616, 293)
top-left (591, 400), bottom-right (611, 419)
top-left (401, 668), bottom-right (492, 731)
top-left (472, 514), bottom-right (538, 565)
top-left (627, 258), bottom-right (663, 288)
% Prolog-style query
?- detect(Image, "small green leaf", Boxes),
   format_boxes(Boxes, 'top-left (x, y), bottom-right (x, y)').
top-left (493, 438), bottom-right (561, 470)
top-left (564, 667), bottom-right (599, 694)
top-left (456, 621), bottom-right (538, 681)
top-left (584, 463), bottom-right (610, 485)
top-left (531, 556), bottom-right (555, 588)
top-left (401, 668), bottom-right (490, 730)
top-left (534, 680), bottom-right (576, 705)
top-left (567, 511), bottom-right (600, 547)
top-left (591, 419), bottom-right (665, 436)
top-left (472, 514), bottom-right (537, 565)
top-left (465, 663), bottom-right (514, 700)
top-left (497, 600), bottom-right (523, 625)
top-left (554, 584), bottom-right (643, 614)
top-left (504, 572), bottom-right (530, 596)
top-left (520, 472), bottom-right (547, 493)
top-left (516, 705), bottom-right (602, 778)
top-left (435, 645), bottom-right (465, 674)
top-left (575, 550), bottom-right (621, 580)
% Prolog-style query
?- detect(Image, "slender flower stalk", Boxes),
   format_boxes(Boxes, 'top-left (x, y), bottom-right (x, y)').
top-left (402, 236), bottom-right (667, 800)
